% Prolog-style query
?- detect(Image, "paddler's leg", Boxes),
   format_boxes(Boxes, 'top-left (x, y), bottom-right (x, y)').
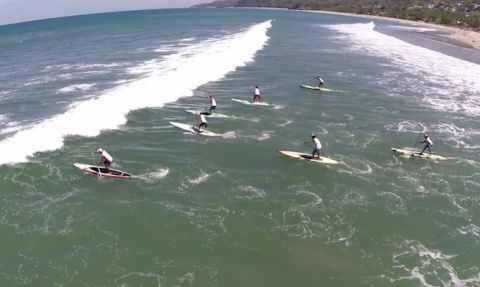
top-left (199, 122), bottom-right (207, 130)
top-left (104, 159), bottom-right (112, 173)
top-left (312, 148), bottom-right (320, 158)
top-left (419, 144), bottom-right (428, 155)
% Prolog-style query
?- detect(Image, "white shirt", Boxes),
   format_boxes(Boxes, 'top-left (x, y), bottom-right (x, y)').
top-left (313, 138), bottom-right (322, 149)
top-left (426, 137), bottom-right (433, 145)
top-left (210, 97), bottom-right (216, 106)
top-left (101, 150), bottom-right (113, 162)
top-left (200, 114), bottom-right (207, 123)
top-left (254, 88), bottom-right (260, 96)
top-left (317, 77), bottom-right (324, 83)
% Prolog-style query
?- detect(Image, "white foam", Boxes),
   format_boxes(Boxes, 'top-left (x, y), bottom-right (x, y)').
top-left (0, 114), bottom-right (7, 123)
top-left (277, 119), bottom-right (293, 127)
top-left (341, 161), bottom-right (374, 175)
top-left (231, 115), bottom-right (260, 122)
top-left (385, 120), bottom-right (427, 134)
top-left (386, 25), bottom-right (437, 32)
top-left (329, 22), bottom-right (480, 117)
top-left (187, 171), bottom-right (211, 185)
top-left (23, 71), bottom-right (106, 88)
top-left (237, 185), bottom-right (266, 199)
top-left (221, 131), bottom-right (237, 139)
top-left (392, 240), bottom-right (480, 286)
top-left (458, 224), bottom-right (480, 239)
top-left (113, 79), bottom-right (130, 85)
top-left (0, 21), bottom-right (272, 165)
top-left (179, 171), bottom-right (216, 191)
top-left (432, 122), bottom-right (480, 149)
top-left (154, 45), bottom-right (176, 53)
top-left (179, 37), bottom-right (197, 42)
top-left (386, 120), bottom-right (480, 149)
top-left (259, 130), bottom-right (274, 141)
top-left (138, 167), bottom-right (170, 182)
top-left (296, 190), bottom-right (322, 207)
top-left (0, 121), bottom-right (24, 135)
top-left (0, 90), bottom-right (11, 98)
top-left (57, 83), bottom-right (95, 94)
top-left (237, 130), bottom-right (274, 141)
top-left (44, 62), bottom-right (125, 71)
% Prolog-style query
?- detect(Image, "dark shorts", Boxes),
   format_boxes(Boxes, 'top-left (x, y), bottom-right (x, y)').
top-left (312, 148), bottom-right (321, 156)
top-left (210, 106), bottom-right (216, 111)
top-left (103, 159), bottom-right (112, 167)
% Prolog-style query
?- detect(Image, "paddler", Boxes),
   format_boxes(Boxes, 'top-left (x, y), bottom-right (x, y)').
top-left (310, 134), bottom-right (322, 158)
top-left (201, 95), bottom-right (217, 115)
top-left (253, 86), bottom-right (261, 102)
top-left (96, 148), bottom-right (113, 171)
top-left (316, 76), bottom-right (324, 88)
top-left (419, 133), bottom-right (433, 155)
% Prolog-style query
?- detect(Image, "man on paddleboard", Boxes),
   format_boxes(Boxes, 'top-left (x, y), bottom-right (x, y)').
top-left (316, 76), bottom-right (324, 88)
top-left (310, 134), bottom-right (322, 158)
top-left (253, 86), bottom-right (261, 102)
top-left (419, 133), bottom-right (433, 155)
top-left (201, 95), bottom-right (217, 115)
top-left (96, 148), bottom-right (113, 171)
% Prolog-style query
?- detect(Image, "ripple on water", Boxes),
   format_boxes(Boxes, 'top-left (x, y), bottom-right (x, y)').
top-left (390, 240), bottom-right (480, 287)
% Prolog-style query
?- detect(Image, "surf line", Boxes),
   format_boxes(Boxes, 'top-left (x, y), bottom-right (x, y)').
top-left (0, 20), bottom-right (272, 165)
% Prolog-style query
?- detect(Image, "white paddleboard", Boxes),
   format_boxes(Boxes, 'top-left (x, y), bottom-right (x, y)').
top-left (169, 121), bottom-right (219, 137)
top-left (73, 163), bottom-right (134, 179)
top-left (300, 85), bottom-right (336, 92)
top-left (300, 85), bottom-right (346, 93)
top-left (232, 98), bottom-right (270, 106)
top-left (185, 109), bottom-right (229, 118)
top-left (279, 150), bottom-right (339, 164)
top-left (391, 147), bottom-right (449, 160)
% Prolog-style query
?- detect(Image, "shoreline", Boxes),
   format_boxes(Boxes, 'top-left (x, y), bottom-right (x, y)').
top-left (235, 7), bottom-right (480, 51)
top-left (308, 9), bottom-right (480, 51)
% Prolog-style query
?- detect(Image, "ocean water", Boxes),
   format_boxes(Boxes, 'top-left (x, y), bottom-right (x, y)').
top-left (0, 8), bottom-right (479, 286)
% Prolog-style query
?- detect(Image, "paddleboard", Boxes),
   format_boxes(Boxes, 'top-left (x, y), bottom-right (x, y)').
top-left (279, 150), bottom-right (339, 164)
top-left (73, 163), bottom-right (133, 179)
top-left (185, 109), bottom-right (229, 118)
top-left (391, 147), bottom-right (449, 160)
top-left (232, 98), bottom-right (270, 106)
top-left (169, 121), bottom-right (219, 137)
top-left (300, 85), bottom-right (335, 92)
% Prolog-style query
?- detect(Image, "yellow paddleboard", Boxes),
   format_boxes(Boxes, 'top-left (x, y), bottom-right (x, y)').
top-left (279, 150), bottom-right (339, 164)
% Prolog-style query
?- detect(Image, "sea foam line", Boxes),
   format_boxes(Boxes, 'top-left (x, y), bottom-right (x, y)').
top-left (57, 83), bottom-right (96, 94)
top-left (0, 20), bottom-right (272, 165)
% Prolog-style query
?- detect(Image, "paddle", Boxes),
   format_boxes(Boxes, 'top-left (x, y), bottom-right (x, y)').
top-left (90, 151), bottom-right (98, 165)
top-left (410, 132), bottom-right (424, 155)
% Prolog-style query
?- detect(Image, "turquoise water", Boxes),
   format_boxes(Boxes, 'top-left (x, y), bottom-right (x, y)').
top-left (1, 8), bottom-right (479, 286)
